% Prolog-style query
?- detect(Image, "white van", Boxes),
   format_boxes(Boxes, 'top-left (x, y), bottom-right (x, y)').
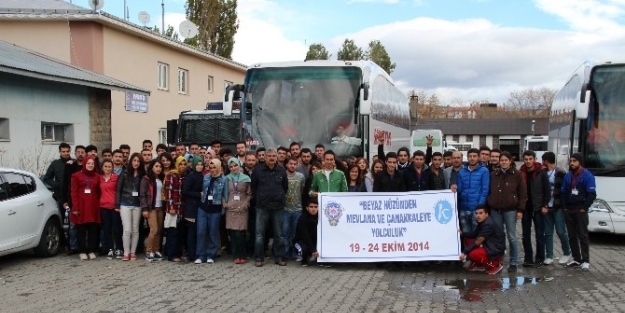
top-left (411, 129), bottom-right (444, 154)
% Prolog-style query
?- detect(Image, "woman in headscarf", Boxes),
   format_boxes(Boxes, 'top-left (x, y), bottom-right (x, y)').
top-left (182, 156), bottom-right (204, 262)
top-left (163, 156), bottom-right (187, 262)
top-left (195, 159), bottom-right (227, 264)
top-left (224, 158), bottom-right (252, 264)
top-left (70, 156), bottom-right (101, 260)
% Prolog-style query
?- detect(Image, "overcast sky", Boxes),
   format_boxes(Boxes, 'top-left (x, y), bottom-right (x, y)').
top-left (72, 0), bottom-right (625, 105)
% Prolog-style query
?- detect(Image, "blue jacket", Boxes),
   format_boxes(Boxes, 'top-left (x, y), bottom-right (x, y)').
top-left (201, 174), bottom-right (228, 205)
top-left (457, 163), bottom-right (490, 212)
top-left (561, 168), bottom-right (596, 210)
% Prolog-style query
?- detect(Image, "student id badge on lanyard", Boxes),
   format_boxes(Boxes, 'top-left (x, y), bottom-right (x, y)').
top-left (233, 182), bottom-right (240, 201)
top-left (83, 174), bottom-right (92, 194)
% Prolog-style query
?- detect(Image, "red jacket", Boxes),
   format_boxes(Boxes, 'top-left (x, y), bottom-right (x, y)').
top-left (99, 173), bottom-right (118, 209)
top-left (70, 171), bottom-right (101, 224)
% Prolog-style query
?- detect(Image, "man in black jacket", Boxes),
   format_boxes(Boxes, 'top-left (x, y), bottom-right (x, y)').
top-left (460, 205), bottom-right (505, 275)
top-left (43, 142), bottom-right (72, 248)
top-left (251, 148), bottom-right (289, 267)
top-left (60, 145), bottom-right (86, 254)
top-left (373, 152), bottom-right (405, 192)
top-left (294, 199), bottom-right (319, 266)
top-left (520, 150), bottom-right (551, 267)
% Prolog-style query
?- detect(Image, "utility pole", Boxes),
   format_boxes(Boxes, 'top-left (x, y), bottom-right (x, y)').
top-left (162, 0), bottom-right (165, 35)
top-left (124, 0), bottom-right (127, 20)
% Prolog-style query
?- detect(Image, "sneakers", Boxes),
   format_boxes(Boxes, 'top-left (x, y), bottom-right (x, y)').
top-left (466, 264), bottom-right (486, 272)
top-left (115, 249), bottom-right (123, 259)
top-left (566, 260), bottom-right (581, 268)
top-left (507, 265), bottom-right (517, 273)
top-left (107, 250), bottom-right (114, 260)
top-left (462, 260), bottom-right (473, 269)
top-left (275, 259), bottom-right (287, 266)
top-left (194, 259), bottom-right (203, 264)
top-left (522, 261), bottom-right (534, 267)
top-left (581, 262), bottom-right (590, 271)
top-left (206, 258), bottom-right (215, 264)
top-left (255, 260), bottom-right (264, 267)
top-left (121, 254), bottom-right (130, 261)
top-left (146, 252), bottom-right (155, 262)
top-left (88, 253), bottom-right (97, 260)
top-left (294, 243), bottom-right (303, 262)
top-left (486, 264), bottom-right (504, 275)
top-left (559, 255), bottom-right (571, 265)
top-left (154, 252), bottom-right (163, 261)
top-left (543, 258), bottom-right (554, 265)
top-left (79, 253), bottom-right (88, 261)
top-left (129, 253), bottom-right (137, 261)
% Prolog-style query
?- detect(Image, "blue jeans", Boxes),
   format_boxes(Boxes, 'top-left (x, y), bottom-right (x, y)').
top-left (196, 210), bottom-right (221, 261)
top-left (69, 223), bottom-right (78, 250)
top-left (544, 208), bottom-right (571, 259)
top-left (490, 209), bottom-right (519, 266)
top-left (100, 208), bottom-right (123, 252)
top-left (282, 210), bottom-right (302, 259)
top-left (522, 209), bottom-right (545, 263)
top-left (166, 221), bottom-right (182, 260)
top-left (255, 208), bottom-right (285, 262)
top-left (459, 210), bottom-right (477, 234)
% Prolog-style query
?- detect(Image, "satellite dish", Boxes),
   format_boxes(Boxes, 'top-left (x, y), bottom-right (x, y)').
top-left (179, 20), bottom-right (199, 38)
top-left (138, 11), bottom-right (151, 25)
top-left (88, 0), bottom-right (105, 10)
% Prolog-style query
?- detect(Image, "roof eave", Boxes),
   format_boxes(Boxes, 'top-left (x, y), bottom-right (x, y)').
top-left (0, 11), bottom-right (248, 73)
top-left (0, 65), bottom-right (150, 94)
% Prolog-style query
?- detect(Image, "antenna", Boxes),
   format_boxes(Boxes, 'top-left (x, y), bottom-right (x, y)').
top-left (88, 0), bottom-right (105, 11)
top-left (161, 0), bottom-right (165, 35)
top-left (138, 11), bottom-right (150, 26)
top-left (179, 20), bottom-right (199, 38)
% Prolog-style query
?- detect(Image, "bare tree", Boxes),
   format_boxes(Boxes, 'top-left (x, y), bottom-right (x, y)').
top-left (504, 87), bottom-right (557, 118)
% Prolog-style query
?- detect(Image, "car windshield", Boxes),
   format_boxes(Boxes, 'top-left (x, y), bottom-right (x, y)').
top-left (585, 65), bottom-right (625, 175)
top-left (244, 66), bottom-right (362, 158)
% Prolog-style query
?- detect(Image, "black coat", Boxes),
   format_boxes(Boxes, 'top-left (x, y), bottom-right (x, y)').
top-left (251, 163), bottom-right (288, 210)
top-left (403, 164), bottom-right (431, 191)
top-left (373, 171), bottom-right (406, 192)
top-left (294, 210), bottom-right (318, 251)
top-left (43, 157), bottom-right (70, 197)
top-left (462, 215), bottom-right (505, 259)
top-left (182, 170), bottom-right (204, 219)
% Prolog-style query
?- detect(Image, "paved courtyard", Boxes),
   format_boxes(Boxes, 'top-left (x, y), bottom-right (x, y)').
top-left (1, 233), bottom-right (624, 313)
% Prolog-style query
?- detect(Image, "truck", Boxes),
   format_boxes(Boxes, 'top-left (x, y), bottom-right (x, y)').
top-left (166, 102), bottom-right (250, 149)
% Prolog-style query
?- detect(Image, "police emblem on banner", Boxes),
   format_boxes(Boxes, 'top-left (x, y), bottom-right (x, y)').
top-left (324, 201), bottom-right (344, 226)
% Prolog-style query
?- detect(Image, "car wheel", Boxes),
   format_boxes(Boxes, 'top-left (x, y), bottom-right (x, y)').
top-left (34, 218), bottom-right (61, 257)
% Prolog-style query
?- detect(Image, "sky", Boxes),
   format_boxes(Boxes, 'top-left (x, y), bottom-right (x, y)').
top-left (68, 0), bottom-right (625, 105)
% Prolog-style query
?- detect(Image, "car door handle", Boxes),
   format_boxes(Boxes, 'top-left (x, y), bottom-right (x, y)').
top-left (8, 210), bottom-right (16, 216)
top-left (37, 202), bottom-right (44, 207)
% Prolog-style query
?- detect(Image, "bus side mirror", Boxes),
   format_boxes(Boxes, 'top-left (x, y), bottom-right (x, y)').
top-left (359, 83), bottom-right (371, 115)
top-left (223, 84), bottom-right (243, 116)
top-left (576, 85), bottom-right (590, 119)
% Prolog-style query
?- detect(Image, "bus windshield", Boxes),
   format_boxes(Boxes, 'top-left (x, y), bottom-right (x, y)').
top-left (244, 66), bottom-right (362, 158)
top-left (585, 65), bottom-right (625, 173)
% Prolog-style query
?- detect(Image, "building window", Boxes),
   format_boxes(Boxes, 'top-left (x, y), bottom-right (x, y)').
top-left (158, 128), bottom-right (167, 144)
top-left (41, 122), bottom-right (73, 143)
top-left (224, 80), bottom-right (233, 93)
top-left (207, 76), bottom-right (214, 93)
top-left (452, 135), bottom-right (459, 142)
top-left (178, 68), bottom-right (189, 94)
top-left (0, 118), bottom-right (9, 141)
top-left (158, 62), bottom-right (169, 90)
top-left (466, 135), bottom-right (473, 142)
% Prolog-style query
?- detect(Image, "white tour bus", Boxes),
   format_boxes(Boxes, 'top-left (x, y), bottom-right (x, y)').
top-left (524, 135), bottom-right (549, 161)
top-left (549, 60), bottom-right (625, 234)
top-left (222, 61), bottom-right (410, 160)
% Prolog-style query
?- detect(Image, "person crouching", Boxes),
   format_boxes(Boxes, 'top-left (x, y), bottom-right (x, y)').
top-left (460, 205), bottom-right (505, 275)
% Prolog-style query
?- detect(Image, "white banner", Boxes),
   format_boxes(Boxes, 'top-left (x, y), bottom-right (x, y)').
top-left (317, 190), bottom-right (460, 262)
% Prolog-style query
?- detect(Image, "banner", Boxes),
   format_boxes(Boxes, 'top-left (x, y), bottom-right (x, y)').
top-left (317, 190), bottom-right (460, 262)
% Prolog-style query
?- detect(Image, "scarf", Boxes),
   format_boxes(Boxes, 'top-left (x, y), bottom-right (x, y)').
top-left (225, 157), bottom-right (251, 183)
top-left (81, 156), bottom-right (97, 177)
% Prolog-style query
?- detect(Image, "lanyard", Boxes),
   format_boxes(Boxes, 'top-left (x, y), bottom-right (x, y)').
top-left (233, 181), bottom-right (239, 192)
top-left (82, 173), bottom-right (92, 188)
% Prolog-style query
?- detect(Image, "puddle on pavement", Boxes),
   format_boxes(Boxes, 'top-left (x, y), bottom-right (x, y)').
top-left (442, 276), bottom-right (554, 302)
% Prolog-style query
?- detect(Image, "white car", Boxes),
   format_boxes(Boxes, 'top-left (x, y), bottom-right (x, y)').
top-left (0, 167), bottom-right (62, 257)
top-left (588, 199), bottom-right (625, 234)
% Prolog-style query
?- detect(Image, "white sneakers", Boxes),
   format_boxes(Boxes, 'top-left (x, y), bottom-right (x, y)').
top-left (79, 253), bottom-right (88, 261)
top-left (88, 253), bottom-right (97, 260)
top-left (194, 259), bottom-right (203, 264)
top-left (581, 262), bottom-right (590, 271)
top-left (559, 255), bottom-right (571, 265)
top-left (206, 259), bottom-right (215, 264)
top-left (543, 258), bottom-right (554, 265)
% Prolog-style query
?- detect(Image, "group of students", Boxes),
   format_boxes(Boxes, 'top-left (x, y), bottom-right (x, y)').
top-left (43, 137), bottom-right (596, 272)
